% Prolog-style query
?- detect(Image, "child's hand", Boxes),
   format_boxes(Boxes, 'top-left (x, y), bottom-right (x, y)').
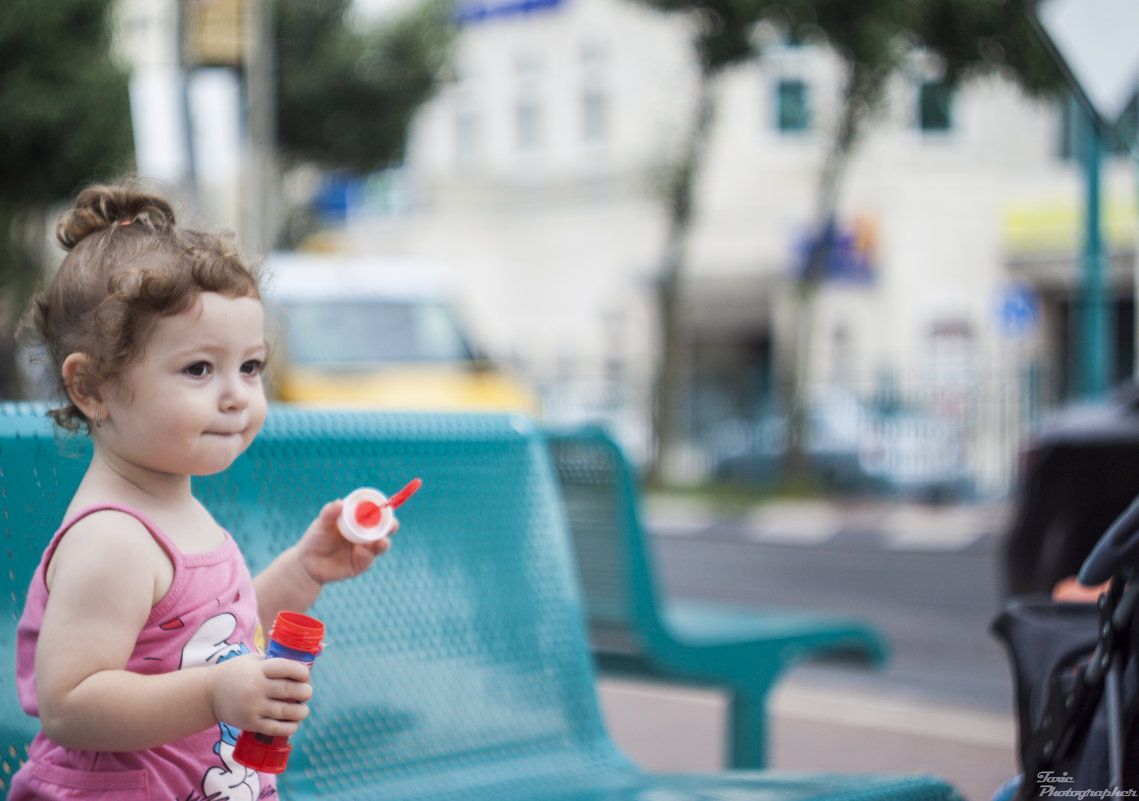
top-left (207, 653), bottom-right (312, 736)
top-left (296, 499), bottom-right (394, 586)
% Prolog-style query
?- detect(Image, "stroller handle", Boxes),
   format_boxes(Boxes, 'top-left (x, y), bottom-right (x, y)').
top-left (1080, 492), bottom-right (1139, 585)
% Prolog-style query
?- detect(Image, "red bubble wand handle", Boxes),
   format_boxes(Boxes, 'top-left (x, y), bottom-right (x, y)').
top-left (354, 478), bottom-right (422, 527)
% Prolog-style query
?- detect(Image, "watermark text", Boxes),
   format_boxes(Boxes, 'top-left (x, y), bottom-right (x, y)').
top-left (1037, 772), bottom-right (1137, 799)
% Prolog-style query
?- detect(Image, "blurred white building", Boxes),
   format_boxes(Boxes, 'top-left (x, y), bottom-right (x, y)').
top-left (330, 0), bottom-right (1138, 485)
top-left (114, 0), bottom-right (1139, 489)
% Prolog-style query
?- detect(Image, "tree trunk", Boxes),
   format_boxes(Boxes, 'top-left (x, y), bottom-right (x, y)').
top-left (783, 61), bottom-right (882, 484)
top-left (649, 67), bottom-right (716, 485)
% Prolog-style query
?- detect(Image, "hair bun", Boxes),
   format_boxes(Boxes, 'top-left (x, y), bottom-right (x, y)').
top-left (56, 184), bottom-right (177, 251)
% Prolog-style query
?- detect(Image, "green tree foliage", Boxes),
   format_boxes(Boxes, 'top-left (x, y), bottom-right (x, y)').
top-left (0, 0), bottom-right (133, 396)
top-left (0, 0), bottom-right (133, 204)
top-left (912, 0), bottom-right (1064, 97)
top-left (275, 0), bottom-right (456, 172)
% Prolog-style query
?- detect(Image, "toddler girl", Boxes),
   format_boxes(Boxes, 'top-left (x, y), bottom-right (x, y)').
top-left (10, 182), bottom-right (391, 801)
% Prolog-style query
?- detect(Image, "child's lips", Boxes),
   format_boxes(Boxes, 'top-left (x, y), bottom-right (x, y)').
top-left (207, 418), bottom-right (250, 437)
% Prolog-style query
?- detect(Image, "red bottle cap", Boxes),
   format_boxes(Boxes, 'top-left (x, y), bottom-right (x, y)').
top-left (270, 611), bottom-right (325, 654)
top-left (355, 500), bottom-right (384, 527)
top-left (233, 733), bottom-right (292, 774)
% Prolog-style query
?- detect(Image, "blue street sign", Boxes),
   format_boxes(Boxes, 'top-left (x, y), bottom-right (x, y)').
top-left (998, 285), bottom-right (1039, 338)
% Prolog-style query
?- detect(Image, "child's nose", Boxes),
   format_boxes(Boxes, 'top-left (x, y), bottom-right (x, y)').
top-left (219, 375), bottom-right (251, 411)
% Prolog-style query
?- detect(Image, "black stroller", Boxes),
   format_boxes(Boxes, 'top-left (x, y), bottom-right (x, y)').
top-left (993, 493), bottom-right (1139, 796)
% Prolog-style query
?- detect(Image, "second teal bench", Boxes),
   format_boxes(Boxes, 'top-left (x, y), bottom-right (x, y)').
top-left (2, 403), bottom-right (956, 801)
top-left (545, 425), bottom-right (889, 769)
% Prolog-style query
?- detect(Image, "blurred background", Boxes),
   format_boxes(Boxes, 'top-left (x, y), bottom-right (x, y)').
top-left (3, 0), bottom-right (1138, 503)
top-left (4, 1), bottom-right (1139, 794)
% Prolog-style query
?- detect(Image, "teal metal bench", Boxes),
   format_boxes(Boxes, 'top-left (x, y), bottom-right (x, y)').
top-left (545, 425), bottom-right (889, 768)
top-left (1, 402), bottom-right (961, 801)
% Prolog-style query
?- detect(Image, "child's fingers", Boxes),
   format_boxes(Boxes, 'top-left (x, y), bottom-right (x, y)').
top-left (364, 520), bottom-right (397, 554)
top-left (322, 499), bottom-right (344, 526)
top-left (366, 536), bottom-right (392, 556)
top-left (266, 698), bottom-right (310, 724)
top-left (258, 659), bottom-right (314, 730)
top-left (267, 676), bottom-right (313, 704)
top-left (262, 657), bottom-right (314, 685)
top-left (255, 710), bottom-right (306, 737)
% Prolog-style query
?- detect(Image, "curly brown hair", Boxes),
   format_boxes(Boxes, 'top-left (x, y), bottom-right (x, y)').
top-left (18, 182), bottom-right (262, 433)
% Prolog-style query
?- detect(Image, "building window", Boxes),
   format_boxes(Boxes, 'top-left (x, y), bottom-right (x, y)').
top-left (583, 86), bottom-right (607, 143)
top-left (452, 73), bottom-right (480, 166)
top-left (516, 95), bottom-right (542, 152)
top-left (919, 80), bottom-right (952, 132)
top-left (455, 103), bottom-right (479, 166)
top-left (581, 43), bottom-right (608, 144)
top-left (776, 78), bottom-right (810, 133)
top-left (514, 52), bottom-right (543, 153)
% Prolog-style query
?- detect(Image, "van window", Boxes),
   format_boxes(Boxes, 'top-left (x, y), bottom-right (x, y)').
top-left (281, 299), bottom-right (477, 366)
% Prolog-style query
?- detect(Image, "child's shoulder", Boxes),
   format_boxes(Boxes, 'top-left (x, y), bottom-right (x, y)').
top-left (46, 505), bottom-right (175, 605)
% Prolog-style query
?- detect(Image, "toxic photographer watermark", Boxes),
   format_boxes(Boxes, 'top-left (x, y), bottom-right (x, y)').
top-left (1037, 772), bottom-right (1137, 799)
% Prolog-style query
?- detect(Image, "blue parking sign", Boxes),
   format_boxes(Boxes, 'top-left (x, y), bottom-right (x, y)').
top-left (998, 285), bottom-right (1039, 338)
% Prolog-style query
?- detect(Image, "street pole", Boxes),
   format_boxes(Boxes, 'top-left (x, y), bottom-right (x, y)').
top-left (1028, 0), bottom-right (1139, 400)
top-left (244, 0), bottom-right (276, 256)
top-left (1079, 101), bottom-right (1111, 399)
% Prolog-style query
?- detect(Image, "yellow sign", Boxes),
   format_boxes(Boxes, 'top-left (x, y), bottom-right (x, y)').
top-left (185, 0), bottom-right (245, 67)
top-left (1002, 192), bottom-right (1138, 255)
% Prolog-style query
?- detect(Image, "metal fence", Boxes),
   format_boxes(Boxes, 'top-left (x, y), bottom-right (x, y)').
top-left (537, 371), bottom-right (1045, 500)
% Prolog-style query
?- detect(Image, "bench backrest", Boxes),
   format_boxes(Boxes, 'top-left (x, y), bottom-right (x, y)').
top-left (543, 427), bottom-right (667, 656)
top-left (0, 406), bottom-right (89, 793)
top-left (0, 404), bottom-right (623, 799)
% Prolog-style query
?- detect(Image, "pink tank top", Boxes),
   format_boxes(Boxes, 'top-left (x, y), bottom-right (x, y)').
top-left (10, 504), bottom-right (279, 801)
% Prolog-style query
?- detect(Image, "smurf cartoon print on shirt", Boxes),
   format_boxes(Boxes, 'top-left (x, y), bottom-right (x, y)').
top-left (177, 612), bottom-right (266, 801)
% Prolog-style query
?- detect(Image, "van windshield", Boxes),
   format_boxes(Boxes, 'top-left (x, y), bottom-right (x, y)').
top-left (280, 299), bottom-right (477, 366)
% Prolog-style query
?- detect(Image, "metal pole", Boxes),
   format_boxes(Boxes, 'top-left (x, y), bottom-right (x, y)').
top-left (1080, 101), bottom-right (1110, 398)
top-left (244, 0), bottom-right (276, 256)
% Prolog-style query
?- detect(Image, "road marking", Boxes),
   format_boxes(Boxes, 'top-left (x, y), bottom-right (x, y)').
top-left (645, 498), bottom-right (719, 536)
top-left (744, 501), bottom-right (840, 545)
top-left (886, 527), bottom-right (988, 551)
top-left (647, 499), bottom-right (1007, 552)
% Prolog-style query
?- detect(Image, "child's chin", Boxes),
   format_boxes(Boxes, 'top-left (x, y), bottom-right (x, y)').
top-left (192, 447), bottom-right (250, 476)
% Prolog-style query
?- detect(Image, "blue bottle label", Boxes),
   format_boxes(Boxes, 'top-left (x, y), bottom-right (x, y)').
top-left (266, 640), bottom-right (317, 665)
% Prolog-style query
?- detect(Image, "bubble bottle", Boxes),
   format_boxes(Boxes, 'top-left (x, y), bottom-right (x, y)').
top-left (232, 611), bottom-right (325, 774)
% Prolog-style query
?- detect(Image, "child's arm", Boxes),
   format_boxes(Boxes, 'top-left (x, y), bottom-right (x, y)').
top-left (253, 499), bottom-right (392, 630)
top-left (36, 514), bottom-right (312, 752)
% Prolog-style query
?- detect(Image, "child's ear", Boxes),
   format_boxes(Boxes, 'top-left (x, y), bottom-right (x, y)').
top-left (61, 353), bottom-right (103, 421)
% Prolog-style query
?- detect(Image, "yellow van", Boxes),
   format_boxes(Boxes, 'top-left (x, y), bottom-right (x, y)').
top-left (262, 252), bottom-right (537, 413)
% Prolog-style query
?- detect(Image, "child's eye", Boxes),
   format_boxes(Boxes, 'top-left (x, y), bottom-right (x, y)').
top-left (241, 359), bottom-right (265, 377)
top-left (184, 361), bottom-right (212, 378)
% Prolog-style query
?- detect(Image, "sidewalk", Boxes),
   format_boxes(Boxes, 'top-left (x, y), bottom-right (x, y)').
top-left (646, 494), bottom-right (1012, 551)
top-left (596, 673), bottom-right (1017, 801)
top-left (614, 493), bottom-right (1018, 801)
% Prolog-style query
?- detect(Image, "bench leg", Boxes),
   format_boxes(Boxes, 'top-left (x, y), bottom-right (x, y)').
top-left (728, 689), bottom-right (769, 769)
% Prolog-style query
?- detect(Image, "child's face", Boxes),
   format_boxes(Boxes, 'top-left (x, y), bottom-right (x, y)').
top-left (99, 292), bottom-right (268, 478)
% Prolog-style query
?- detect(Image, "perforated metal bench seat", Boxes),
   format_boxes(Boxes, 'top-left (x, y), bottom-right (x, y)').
top-left (0, 404), bottom-right (960, 801)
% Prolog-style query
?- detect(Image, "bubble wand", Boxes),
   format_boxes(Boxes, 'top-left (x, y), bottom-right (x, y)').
top-left (338, 478), bottom-right (422, 543)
